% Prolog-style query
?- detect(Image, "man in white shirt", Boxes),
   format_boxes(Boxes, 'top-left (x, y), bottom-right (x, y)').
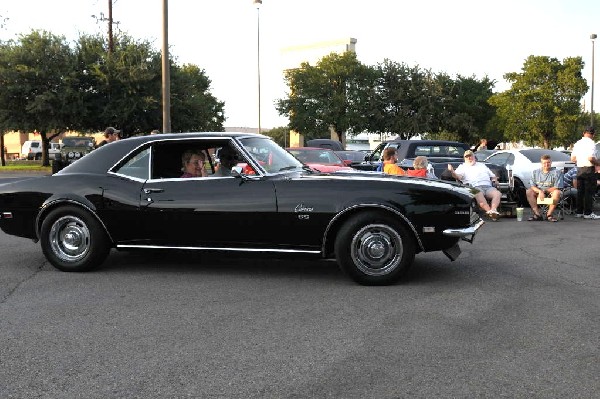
top-left (571, 126), bottom-right (599, 219)
top-left (448, 150), bottom-right (501, 221)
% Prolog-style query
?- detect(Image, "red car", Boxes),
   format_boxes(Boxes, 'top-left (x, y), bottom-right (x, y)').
top-left (286, 147), bottom-right (354, 173)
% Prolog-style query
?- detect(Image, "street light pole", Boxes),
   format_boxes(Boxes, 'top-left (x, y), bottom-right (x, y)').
top-left (591, 33), bottom-right (597, 128)
top-left (253, 0), bottom-right (262, 133)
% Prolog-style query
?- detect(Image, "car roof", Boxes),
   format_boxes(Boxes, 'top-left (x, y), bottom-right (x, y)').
top-left (58, 132), bottom-right (270, 175)
top-left (288, 147), bottom-right (333, 151)
top-left (491, 148), bottom-right (572, 161)
top-left (384, 139), bottom-right (469, 145)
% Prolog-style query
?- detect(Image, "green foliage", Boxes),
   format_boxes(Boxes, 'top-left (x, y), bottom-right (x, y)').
top-left (261, 126), bottom-right (289, 147)
top-left (365, 60), bottom-right (434, 140)
top-left (171, 64), bottom-right (225, 132)
top-left (0, 29), bottom-right (225, 165)
top-left (488, 55), bottom-right (587, 149)
top-left (277, 54), bottom-right (496, 146)
top-left (276, 52), bottom-right (372, 142)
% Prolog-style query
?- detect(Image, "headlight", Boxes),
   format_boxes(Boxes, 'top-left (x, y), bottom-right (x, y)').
top-left (74, 152), bottom-right (81, 158)
top-left (68, 151), bottom-right (74, 159)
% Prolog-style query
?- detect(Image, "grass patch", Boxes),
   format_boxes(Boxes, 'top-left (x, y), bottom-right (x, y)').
top-left (0, 160), bottom-right (52, 172)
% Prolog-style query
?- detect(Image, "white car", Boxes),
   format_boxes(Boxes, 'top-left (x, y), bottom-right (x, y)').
top-left (49, 142), bottom-right (62, 160)
top-left (484, 148), bottom-right (575, 205)
top-left (21, 140), bottom-right (42, 160)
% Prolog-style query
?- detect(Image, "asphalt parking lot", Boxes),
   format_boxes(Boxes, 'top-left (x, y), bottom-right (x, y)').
top-left (0, 172), bottom-right (599, 398)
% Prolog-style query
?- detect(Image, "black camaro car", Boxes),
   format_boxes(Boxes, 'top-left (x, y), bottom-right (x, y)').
top-left (0, 132), bottom-right (484, 285)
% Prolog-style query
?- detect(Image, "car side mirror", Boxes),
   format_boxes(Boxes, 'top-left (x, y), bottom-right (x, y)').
top-left (343, 160), bottom-right (352, 166)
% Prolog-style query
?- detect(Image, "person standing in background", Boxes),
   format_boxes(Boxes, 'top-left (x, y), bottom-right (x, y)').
top-left (571, 126), bottom-right (599, 219)
top-left (97, 127), bottom-right (120, 147)
top-left (476, 138), bottom-right (488, 151)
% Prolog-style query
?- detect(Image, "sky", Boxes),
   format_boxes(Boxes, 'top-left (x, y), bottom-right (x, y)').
top-left (1, 0), bottom-right (599, 130)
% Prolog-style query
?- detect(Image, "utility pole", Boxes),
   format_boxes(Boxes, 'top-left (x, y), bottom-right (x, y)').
top-left (108, 0), bottom-right (114, 54)
top-left (162, 0), bottom-right (171, 133)
top-left (91, 0), bottom-right (118, 55)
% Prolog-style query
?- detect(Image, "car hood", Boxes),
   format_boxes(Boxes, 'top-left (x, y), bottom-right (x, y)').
top-left (296, 169), bottom-right (474, 197)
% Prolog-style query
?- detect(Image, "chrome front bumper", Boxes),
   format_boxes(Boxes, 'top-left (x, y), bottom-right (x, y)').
top-left (442, 218), bottom-right (485, 244)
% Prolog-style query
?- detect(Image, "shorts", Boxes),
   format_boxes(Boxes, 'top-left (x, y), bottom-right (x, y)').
top-left (475, 185), bottom-right (496, 196)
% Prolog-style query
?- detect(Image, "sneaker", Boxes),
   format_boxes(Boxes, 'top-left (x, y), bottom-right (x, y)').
top-left (575, 214), bottom-right (584, 218)
top-left (583, 213), bottom-right (600, 220)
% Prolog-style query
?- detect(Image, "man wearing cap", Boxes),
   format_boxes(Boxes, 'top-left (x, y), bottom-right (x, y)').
top-left (447, 149), bottom-right (501, 220)
top-left (98, 127), bottom-right (121, 147)
top-left (571, 126), bottom-right (599, 219)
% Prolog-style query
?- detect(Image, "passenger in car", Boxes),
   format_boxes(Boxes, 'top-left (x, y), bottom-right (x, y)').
top-left (447, 150), bottom-right (501, 221)
top-left (180, 149), bottom-right (207, 178)
top-left (214, 146), bottom-right (238, 177)
top-left (381, 147), bottom-right (406, 175)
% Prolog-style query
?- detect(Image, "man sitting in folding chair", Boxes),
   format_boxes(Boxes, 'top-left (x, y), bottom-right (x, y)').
top-left (526, 154), bottom-right (563, 222)
top-left (560, 166), bottom-right (578, 215)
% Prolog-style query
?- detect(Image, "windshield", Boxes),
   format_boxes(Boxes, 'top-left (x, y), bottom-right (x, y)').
top-left (240, 137), bottom-right (303, 173)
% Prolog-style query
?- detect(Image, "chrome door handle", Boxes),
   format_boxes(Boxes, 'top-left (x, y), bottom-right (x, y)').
top-left (143, 188), bottom-right (164, 194)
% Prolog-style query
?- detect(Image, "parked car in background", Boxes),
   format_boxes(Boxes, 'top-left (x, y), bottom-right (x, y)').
top-left (305, 138), bottom-right (344, 151)
top-left (354, 140), bottom-right (470, 179)
top-left (21, 140), bottom-right (42, 160)
top-left (0, 132), bottom-right (484, 285)
top-left (484, 148), bottom-right (575, 206)
top-left (334, 150), bottom-right (367, 166)
top-left (49, 142), bottom-right (62, 160)
top-left (474, 149), bottom-right (497, 161)
top-left (52, 136), bottom-right (96, 173)
top-left (287, 147), bottom-right (354, 172)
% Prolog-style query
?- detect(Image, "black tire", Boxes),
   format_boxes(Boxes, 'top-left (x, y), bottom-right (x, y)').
top-left (334, 211), bottom-right (416, 285)
top-left (40, 206), bottom-right (111, 272)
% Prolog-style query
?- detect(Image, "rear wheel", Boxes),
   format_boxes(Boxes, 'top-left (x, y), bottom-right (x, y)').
top-left (334, 211), bottom-right (415, 285)
top-left (40, 206), bottom-right (111, 272)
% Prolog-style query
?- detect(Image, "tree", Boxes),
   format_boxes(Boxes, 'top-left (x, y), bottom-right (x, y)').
top-left (488, 55), bottom-right (587, 149)
top-left (261, 126), bottom-right (287, 147)
top-left (429, 73), bottom-right (496, 145)
top-left (170, 64), bottom-right (225, 132)
top-left (0, 30), bottom-right (226, 165)
top-left (363, 60), bottom-right (435, 140)
top-left (0, 30), bottom-right (78, 166)
top-left (72, 33), bottom-right (164, 135)
top-left (276, 51), bottom-right (372, 143)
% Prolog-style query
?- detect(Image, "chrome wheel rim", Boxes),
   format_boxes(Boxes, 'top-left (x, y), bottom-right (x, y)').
top-left (350, 224), bottom-right (403, 276)
top-left (49, 215), bottom-right (91, 262)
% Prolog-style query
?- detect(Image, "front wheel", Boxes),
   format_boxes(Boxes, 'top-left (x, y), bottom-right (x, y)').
top-left (40, 206), bottom-right (111, 272)
top-left (334, 212), bottom-right (416, 285)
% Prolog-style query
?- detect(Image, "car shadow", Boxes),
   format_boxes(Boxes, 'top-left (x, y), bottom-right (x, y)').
top-left (95, 249), bottom-right (461, 285)
top-left (100, 249), bottom-right (345, 282)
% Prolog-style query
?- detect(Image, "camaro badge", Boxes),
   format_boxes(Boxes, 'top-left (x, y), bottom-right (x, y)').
top-left (295, 204), bottom-right (313, 220)
top-left (294, 204), bottom-right (314, 212)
